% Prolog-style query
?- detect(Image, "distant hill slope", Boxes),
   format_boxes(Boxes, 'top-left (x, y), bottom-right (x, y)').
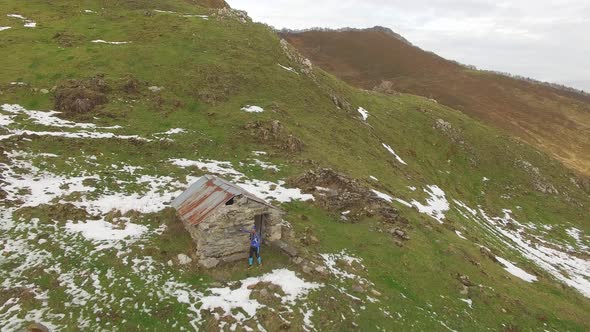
top-left (281, 27), bottom-right (590, 176)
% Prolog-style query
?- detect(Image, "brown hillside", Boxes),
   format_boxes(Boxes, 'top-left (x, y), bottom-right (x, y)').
top-left (281, 27), bottom-right (590, 176)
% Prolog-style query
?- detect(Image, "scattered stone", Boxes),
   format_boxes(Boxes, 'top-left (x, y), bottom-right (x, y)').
top-left (457, 273), bottom-right (473, 287)
top-left (352, 284), bottom-right (365, 293)
top-left (480, 247), bottom-right (498, 263)
top-left (148, 86), bottom-right (163, 92)
top-left (330, 93), bottom-right (352, 111)
top-left (314, 265), bottom-right (329, 276)
top-left (393, 228), bottom-right (410, 240)
top-left (370, 289), bottom-right (382, 297)
top-left (302, 264), bottom-right (313, 275)
top-left (292, 256), bottom-right (304, 265)
top-left (247, 283), bottom-right (259, 290)
top-left (167, 260), bottom-right (173, 267)
top-left (434, 118), bottom-right (452, 132)
top-left (177, 254), bottom-right (192, 265)
top-left (40, 88), bottom-right (49, 94)
top-left (516, 159), bottom-right (558, 195)
top-left (460, 285), bottom-right (469, 296)
top-left (259, 288), bottom-right (269, 298)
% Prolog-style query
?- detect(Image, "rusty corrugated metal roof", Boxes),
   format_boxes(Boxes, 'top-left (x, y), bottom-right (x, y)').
top-left (171, 174), bottom-right (280, 226)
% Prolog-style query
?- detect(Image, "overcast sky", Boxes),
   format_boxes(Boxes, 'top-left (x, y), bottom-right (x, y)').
top-left (226, 0), bottom-right (590, 92)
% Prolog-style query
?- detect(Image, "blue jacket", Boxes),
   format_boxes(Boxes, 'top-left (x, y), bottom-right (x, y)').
top-left (250, 232), bottom-right (261, 249)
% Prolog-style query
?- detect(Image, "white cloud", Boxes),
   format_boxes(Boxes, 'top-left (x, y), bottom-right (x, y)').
top-left (227, 0), bottom-right (590, 91)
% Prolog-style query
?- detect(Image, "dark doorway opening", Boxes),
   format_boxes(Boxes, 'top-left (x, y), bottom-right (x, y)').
top-left (254, 213), bottom-right (269, 244)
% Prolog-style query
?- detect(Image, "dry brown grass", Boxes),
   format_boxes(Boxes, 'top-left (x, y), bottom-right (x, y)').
top-left (281, 29), bottom-right (590, 176)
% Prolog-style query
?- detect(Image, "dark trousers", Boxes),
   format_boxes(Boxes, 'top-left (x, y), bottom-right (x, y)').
top-left (249, 246), bottom-right (260, 259)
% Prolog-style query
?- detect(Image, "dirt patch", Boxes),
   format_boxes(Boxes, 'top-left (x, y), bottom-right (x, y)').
top-left (289, 168), bottom-right (405, 225)
top-left (243, 120), bottom-right (305, 153)
top-left (54, 75), bottom-right (110, 115)
top-left (52, 32), bottom-right (84, 47)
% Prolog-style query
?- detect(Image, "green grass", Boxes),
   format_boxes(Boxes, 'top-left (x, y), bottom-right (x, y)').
top-left (0, 0), bottom-right (589, 331)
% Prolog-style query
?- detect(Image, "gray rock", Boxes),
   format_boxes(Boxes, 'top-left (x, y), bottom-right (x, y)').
top-left (314, 266), bottom-right (328, 276)
top-left (352, 284), bottom-right (365, 293)
top-left (148, 86), bottom-right (163, 92)
top-left (271, 240), bottom-right (298, 257)
top-left (177, 254), bottom-right (192, 265)
top-left (40, 89), bottom-right (49, 94)
top-left (260, 289), bottom-right (269, 297)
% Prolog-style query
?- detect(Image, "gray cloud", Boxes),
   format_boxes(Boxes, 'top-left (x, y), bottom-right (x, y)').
top-left (226, 0), bottom-right (590, 91)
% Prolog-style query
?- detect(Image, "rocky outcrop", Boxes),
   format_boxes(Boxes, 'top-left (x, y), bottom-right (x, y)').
top-left (212, 8), bottom-right (250, 23)
top-left (516, 159), bottom-right (559, 194)
top-left (243, 120), bottom-right (305, 153)
top-left (54, 75), bottom-right (109, 114)
top-left (290, 168), bottom-right (404, 225)
top-left (280, 39), bottom-right (313, 75)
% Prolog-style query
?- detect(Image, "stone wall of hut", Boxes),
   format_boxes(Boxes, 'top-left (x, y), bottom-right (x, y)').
top-left (182, 196), bottom-right (282, 268)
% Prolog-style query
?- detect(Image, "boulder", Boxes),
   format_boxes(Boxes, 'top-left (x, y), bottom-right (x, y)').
top-left (352, 284), bottom-right (365, 293)
top-left (177, 254), bottom-right (192, 265)
top-left (271, 240), bottom-right (298, 257)
top-left (457, 273), bottom-right (473, 287)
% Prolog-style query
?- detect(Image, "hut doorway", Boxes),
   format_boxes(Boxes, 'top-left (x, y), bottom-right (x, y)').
top-left (255, 213), bottom-right (270, 244)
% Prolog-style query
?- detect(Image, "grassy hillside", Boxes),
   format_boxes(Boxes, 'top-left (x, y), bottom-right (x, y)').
top-left (281, 28), bottom-right (590, 177)
top-left (1, 1), bottom-right (589, 331)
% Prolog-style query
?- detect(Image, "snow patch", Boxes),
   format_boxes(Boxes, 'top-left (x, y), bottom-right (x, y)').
top-left (460, 298), bottom-right (473, 308)
top-left (410, 185), bottom-right (449, 223)
top-left (241, 105), bottom-right (264, 113)
top-left (357, 107), bottom-right (369, 121)
top-left (156, 128), bottom-right (187, 135)
top-left (0, 113), bottom-right (14, 126)
top-left (91, 40), bottom-right (130, 45)
top-left (394, 198), bottom-right (412, 208)
top-left (198, 269), bottom-right (321, 323)
top-left (455, 202), bottom-right (590, 297)
top-left (455, 230), bottom-right (467, 240)
top-left (170, 158), bottom-right (313, 203)
top-left (495, 257), bottom-right (538, 283)
top-left (0, 27), bottom-right (11, 32)
top-left (382, 143), bottom-right (407, 165)
top-left (371, 190), bottom-right (393, 203)
top-left (7, 14), bottom-right (36, 28)
top-left (65, 220), bottom-right (148, 242)
top-left (278, 64), bottom-right (298, 74)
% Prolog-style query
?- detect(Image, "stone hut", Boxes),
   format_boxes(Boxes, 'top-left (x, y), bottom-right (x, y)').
top-left (171, 175), bottom-right (284, 268)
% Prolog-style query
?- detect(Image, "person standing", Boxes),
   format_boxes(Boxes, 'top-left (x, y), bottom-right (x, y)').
top-left (242, 227), bottom-right (262, 267)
